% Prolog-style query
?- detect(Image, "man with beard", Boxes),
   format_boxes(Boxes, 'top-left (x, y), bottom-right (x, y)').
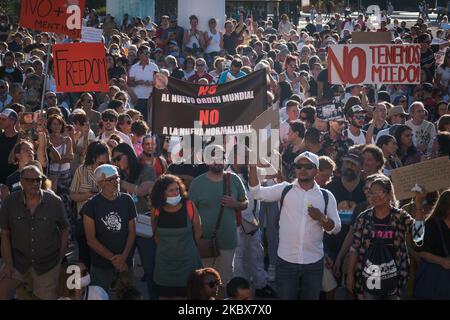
top-left (323, 151), bottom-right (366, 298)
top-left (249, 151), bottom-right (341, 300)
top-left (343, 105), bottom-right (369, 145)
top-left (188, 145), bottom-right (248, 293)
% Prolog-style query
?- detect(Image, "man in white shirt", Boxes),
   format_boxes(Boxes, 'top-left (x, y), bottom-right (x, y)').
top-left (249, 151), bottom-right (341, 300)
top-left (280, 100), bottom-right (300, 148)
top-left (98, 109), bottom-right (133, 148)
top-left (405, 101), bottom-right (436, 156)
top-left (344, 105), bottom-right (369, 145)
top-left (128, 45), bottom-right (159, 122)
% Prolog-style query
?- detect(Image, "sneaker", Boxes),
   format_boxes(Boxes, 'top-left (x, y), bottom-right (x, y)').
top-left (255, 285), bottom-right (276, 298)
top-left (268, 264), bottom-right (276, 282)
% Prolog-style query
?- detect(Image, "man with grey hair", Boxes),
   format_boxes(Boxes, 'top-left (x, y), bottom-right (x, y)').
top-left (81, 164), bottom-right (136, 295)
top-left (0, 165), bottom-right (69, 299)
top-left (405, 101), bottom-right (436, 156)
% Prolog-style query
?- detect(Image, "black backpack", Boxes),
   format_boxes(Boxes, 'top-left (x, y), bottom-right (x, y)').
top-left (362, 211), bottom-right (398, 294)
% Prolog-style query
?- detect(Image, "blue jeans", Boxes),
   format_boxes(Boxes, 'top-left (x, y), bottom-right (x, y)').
top-left (133, 236), bottom-right (158, 299)
top-left (259, 201), bottom-right (279, 267)
top-left (276, 256), bottom-right (324, 300)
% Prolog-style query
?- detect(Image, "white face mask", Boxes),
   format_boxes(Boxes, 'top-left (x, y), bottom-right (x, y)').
top-left (80, 274), bottom-right (91, 288)
top-left (166, 194), bottom-right (182, 206)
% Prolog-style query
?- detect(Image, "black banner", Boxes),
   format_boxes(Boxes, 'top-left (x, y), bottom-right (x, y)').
top-left (151, 69), bottom-right (267, 136)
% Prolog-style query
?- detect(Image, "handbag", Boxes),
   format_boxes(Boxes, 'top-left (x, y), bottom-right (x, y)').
top-left (197, 172), bottom-right (230, 259)
top-left (136, 212), bottom-right (153, 238)
top-left (240, 200), bottom-right (260, 235)
top-left (413, 219), bottom-right (450, 300)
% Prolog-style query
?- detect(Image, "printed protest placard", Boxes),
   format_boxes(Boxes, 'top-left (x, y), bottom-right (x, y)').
top-left (328, 44), bottom-right (421, 85)
top-left (53, 42), bottom-right (109, 92)
top-left (316, 102), bottom-right (344, 121)
top-left (19, 0), bottom-right (85, 39)
top-left (391, 157), bottom-right (450, 200)
top-left (81, 26), bottom-right (103, 43)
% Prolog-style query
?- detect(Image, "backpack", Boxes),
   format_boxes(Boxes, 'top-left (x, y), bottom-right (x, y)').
top-left (154, 200), bottom-right (194, 222)
top-left (279, 184), bottom-right (329, 216)
top-left (362, 211), bottom-right (398, 294)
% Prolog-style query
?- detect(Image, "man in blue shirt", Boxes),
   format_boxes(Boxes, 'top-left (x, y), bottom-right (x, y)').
top-left (218, 58), bottom-right (247, 84)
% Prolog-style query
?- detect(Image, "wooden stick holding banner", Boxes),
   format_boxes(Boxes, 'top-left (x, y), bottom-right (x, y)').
top-left (40, 34), bottom-right (53, 112)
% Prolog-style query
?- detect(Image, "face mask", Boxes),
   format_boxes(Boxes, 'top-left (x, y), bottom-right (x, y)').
top-left (79, 274), bottom-right (91, 288)
top-left (5, 67), bottom-right (14, 73)
top-left (166, 194), bottom-right (182, 206)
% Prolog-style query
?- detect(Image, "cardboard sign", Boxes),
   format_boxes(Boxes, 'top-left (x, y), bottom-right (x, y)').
top-left (19, 0), bottom-right (85, 39)
top-left (81, 26), bottom-right (103, 43)
top-left (328, 44), bottom-right (421, 85)
top-left (351, 32), bottom-right (391, 44)
top-left (53, 43), bottom-right (109, 92)
top-left (316, 102), bottom-right (344, 121)
top-left (391, 157), bottom-right (450, 200)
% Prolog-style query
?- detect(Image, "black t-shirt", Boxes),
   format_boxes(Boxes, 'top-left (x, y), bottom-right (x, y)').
top-left (223, 32), bottom-right (239, 55)
top-left (274, 61), bottom-right (284, 75)
top-left (317, 68), bottom-right (333, 100)
top-left (166, 162), bottom-right (208, 178)
top-left (305, 23), bottom-right (317, 35)
top-left (324, 177), bottom-right (366, 256)
top-left (309, 78), bottom-right (318, 97)
top-left (81, 193), bottom-right (137, 268)
top-left (0, 24), bottom-right (10, 42)
top-left (0, 66), bottom-right (23, 83)
top-left (5, 170), bottom-right (20, 193)
top-left (419, 217), bottom-right (450, 258)
top-left (371, 213), bottom-right (395, 258)
top-left (0, 132), bottom-right (18, 184)
top-left (108, 66), bottom-right (127, 80)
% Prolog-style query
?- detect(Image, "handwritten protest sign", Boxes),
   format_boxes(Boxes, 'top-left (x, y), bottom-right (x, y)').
top-left (81, 26), bottom-right (103, 43)
top-left (19, 0), bottom-right (85, 39)
top-left (53, 42), bottom-right (109, 92)
top-left (391, 157), bottom-right (450, 200)
top-left (328, 44), bottom-right (421, 85)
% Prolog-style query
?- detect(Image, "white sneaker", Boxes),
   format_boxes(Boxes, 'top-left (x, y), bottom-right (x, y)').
top-left (268, 264), bottom-right (276, 282)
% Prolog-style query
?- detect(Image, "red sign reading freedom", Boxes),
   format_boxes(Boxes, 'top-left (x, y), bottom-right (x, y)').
top-left (20, 0), bottom-right (85, 39)
top-left (53, 43), bottom-right (109, 92)
top-left (328, 44), bottom-right (421, 85)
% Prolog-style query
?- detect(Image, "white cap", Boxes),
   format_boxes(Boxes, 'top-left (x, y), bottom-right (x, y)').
top-left (294, 151), bottom-right (319, 168)
top-left (94, 164), bottom-right (119, 183)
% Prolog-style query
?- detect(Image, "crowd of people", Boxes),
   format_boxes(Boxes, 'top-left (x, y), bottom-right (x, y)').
top-left (0, 4), bottom-right (449, 300)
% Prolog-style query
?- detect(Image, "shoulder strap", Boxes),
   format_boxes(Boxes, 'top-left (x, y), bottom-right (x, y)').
top-left (154, 208), bottom-right (160, 218)
top-left (435, 218), bottom-right (450, 258)
top-left (186, 200), bottom-right (194, 222)
top-left (279, 184), bottom-right (294, 212)
top-left (320, 188), bottom-right (329, 216)
top-left (212, 173), bottom-right (228, 237)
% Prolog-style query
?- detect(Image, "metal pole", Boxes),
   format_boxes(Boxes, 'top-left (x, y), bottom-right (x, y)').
top-left (40, 35), bottom-right (52, 112)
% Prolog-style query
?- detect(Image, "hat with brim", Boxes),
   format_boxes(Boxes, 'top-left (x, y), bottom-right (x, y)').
top-left (342, 152), bottom-right (362, 165)
top-left (388, 105), bottom-right (409, 118)
top-left (347, 104), bottom-right (366, 116)
top-left (294, 151), bottom-right (319, 168)
top-left (0, 108), bottom-right (18, 122)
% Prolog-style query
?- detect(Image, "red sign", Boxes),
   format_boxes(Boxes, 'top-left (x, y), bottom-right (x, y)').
top-left (19, 0), bottom-right (85, 39)
top-left (328, 44), bottom-right (421, 85)
top-left (53, 43), bottom-right (109, 92)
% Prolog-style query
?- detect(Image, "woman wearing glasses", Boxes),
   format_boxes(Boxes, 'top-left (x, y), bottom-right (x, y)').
top-left (150, 174), bottom-right (202, 299)
top-left (111, 143), bottom-right (157, 299)
top-left (346, 176), bottom-right (425, 300)
top-left (186, 268), bottom-right (222, 300)
top-left (376, 135), bottom-right (403, 176)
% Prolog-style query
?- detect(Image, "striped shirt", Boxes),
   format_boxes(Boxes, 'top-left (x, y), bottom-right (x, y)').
top-left (70, 164), bottom-right (97, 214)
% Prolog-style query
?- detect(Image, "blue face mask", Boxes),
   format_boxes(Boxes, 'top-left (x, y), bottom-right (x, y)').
top-left (166, 194), bottom-right (182, 206)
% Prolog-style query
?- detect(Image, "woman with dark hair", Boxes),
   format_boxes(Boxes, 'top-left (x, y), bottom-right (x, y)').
top-left (107, 53), bottom-right (126, 80)
top-left (279, 55), bottom-right (302, 97)
top-left (183, 56), bottom-right (196, 80)
top-left (376, 135), bottom-right (402, 176)
top-left (437, 114), bottom-right (450, 132)
top-left (111, 142), bottom-right (157, 299)
top-left (186, 267), bottom-right (222, 300)
top-left (394, 125), bottom-right (421, 165)
top-left (431, 131), bottom-right (450, 159)
top-left (346, 176), bottom-right (425, 300)
top-left (116, 113), bottom-right (132, 136)
top-left (150, 174), bottom-right (202, 299)
top-left (48, 114), bottom-right (73, 215)
top-left (277, 81), bottom-right (293, 109)
top-left (361, 144), bottom-right (385, 179)
top-left (414, 189), bottom-right (450, 299)
top-left (434, 100), bottom-right (449, 124)
top-left (70, 140), bottom-right (110, 269)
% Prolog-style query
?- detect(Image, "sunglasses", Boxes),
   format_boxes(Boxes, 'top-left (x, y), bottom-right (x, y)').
top-left (104, 175), bottom-right (119, 183)
top-left (295, 163), bottom-right (317, 170)
top-left (22, 177), bottom-right (43, 183)
top-left (355, 115), bottom-right (366, 120)
top-left (204, 280), bottom-right (217, 289)
top-left (112, 154), bottom-right (123, 162)
top-left (196, 64), bottom-right (205, 67)
top-left (336, 121), bottom-right (347, 126)
top-left (103, 118), bottom-right (117, 122)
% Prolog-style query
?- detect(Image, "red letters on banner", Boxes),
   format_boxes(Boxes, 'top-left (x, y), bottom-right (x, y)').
top-left (53, 43), bottom-right (109, 92)
top-left (199, 109), bottom-right (220, 125)
top-left (19, 0), bottom-right (86, 39)
top-left (198, 85), bottom-right (218, 96)
top-left (328, 44), bottom-right (421, 85)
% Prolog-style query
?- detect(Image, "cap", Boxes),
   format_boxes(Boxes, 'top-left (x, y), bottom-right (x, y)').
top-left (342, 151), bottom-right (362, 165)
top-left (388, 105), bottom-right (409, 118)
top-left (294, 151), bottom-right (319, 168)
top-left (94, 164), bottom-right (119, 183)
top-left (347, 104), bottom-right (366, 116)
top-left (0, 108), bottom-right (18, 122)
top-left (345, 83), bottom-right (362, 90)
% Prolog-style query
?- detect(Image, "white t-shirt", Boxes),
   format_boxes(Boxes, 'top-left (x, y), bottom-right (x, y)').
top-left (280, 120), bottom-right (291, 144)
top-left (100, 130), bottom-right (134, 149)
top-left (436, 66), bottom-right (450, 95)
top-left (129, 61), bottom-right (159, 99)
top-left (405, 119), bottom-right (437, 154)
top-left (344, 128), bottom-right (367, 145)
